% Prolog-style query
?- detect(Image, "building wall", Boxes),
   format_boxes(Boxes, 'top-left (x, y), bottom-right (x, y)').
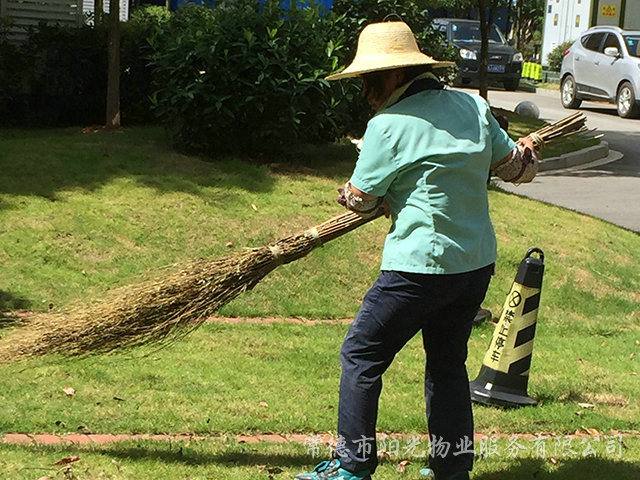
top-left (541, 0), bottom-right (594, 66)
top-left (593, 0), bottom-right (622, 26)
top-left (623, 1), bottom-right (640, 29)
top-left (0, 0), bottom-right (83, 42)
top-left (83, 0), bottom-right (129, 22)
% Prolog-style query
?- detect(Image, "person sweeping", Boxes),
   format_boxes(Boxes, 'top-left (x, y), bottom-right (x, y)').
top-left (295, 21), bottom-right (539, 480)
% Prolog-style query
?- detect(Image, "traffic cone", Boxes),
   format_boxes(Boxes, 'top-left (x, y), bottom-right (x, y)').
top-left (470, 248), bottom-right (545, 408)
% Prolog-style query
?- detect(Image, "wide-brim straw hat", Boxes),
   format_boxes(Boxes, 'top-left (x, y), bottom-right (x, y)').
top-left (326, 21), bottom-right (454, 81)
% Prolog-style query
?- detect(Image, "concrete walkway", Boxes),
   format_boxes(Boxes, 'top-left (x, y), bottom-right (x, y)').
top-left (495, 145), bottom-right (638, 232)
top-left (483, 87), bottom-right (640, 233)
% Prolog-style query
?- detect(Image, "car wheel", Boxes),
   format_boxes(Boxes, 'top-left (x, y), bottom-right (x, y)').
top-left (616, 82), bottom-right (640, 118)
top-left (503, 78), bottom-right (519, 91)
top-left (561, 75), bottom-right (582, 109)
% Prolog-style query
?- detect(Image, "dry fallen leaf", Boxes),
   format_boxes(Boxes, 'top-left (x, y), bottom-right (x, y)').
top-left (225, 241), bottom-right (234, 248)
top-left (549, 457), bottom-right (559, 465)
top-left (583, 427), bottom-right (601, 436)
top-left (251, 203), bottom-right (258, 211)
top-left (62, 387), bottom-right (75, 397)
top-left (259, 401), bottom-right (268, 408)
top-left (53, 456), bottom-right (80, 466)
top-left (396, 460), bottom-right (411, 473)
top-left (578, 402), bottom-right (595, 409)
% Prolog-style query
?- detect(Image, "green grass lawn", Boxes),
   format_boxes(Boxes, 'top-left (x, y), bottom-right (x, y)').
top-left (0, 124), bottom-right (637, 479)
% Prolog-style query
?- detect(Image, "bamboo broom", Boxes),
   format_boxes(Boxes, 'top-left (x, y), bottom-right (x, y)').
top-left (0, 113), bottom-right (589, 362)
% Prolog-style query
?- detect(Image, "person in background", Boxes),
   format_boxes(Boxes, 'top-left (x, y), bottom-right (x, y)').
top-left (296, 21), bottom-right (538, 480)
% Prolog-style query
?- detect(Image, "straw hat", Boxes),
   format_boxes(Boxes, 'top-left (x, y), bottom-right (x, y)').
top-left (326, 21), bottom-right (454, 81)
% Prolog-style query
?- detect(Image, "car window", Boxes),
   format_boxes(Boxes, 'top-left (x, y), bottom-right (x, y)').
top-left (603, 33), bottom-right (621, 52)
top-left (583, 32), bottom-right (606, 52)
top-left (451, 22), bottom-right (505, 44)
top-left (623, 34), bottom-right (640, 57)
top-left (452, 23), bottom-right (480, 42)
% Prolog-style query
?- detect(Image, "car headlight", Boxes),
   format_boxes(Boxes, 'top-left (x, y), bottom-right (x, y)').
top-left (512, 52), bottom-right (523, 62)
top-left (459, 48), bottom-right (477, 60)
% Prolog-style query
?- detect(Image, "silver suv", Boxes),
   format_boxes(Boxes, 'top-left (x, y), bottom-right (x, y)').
top-left (560, 26), bottom-right (640, 118)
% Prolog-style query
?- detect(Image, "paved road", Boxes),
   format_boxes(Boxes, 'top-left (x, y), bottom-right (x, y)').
top-left (460, 88), bottom-right (640, 233)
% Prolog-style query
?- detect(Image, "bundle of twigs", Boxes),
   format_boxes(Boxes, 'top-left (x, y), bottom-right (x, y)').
top-left (0, 113), bottom-right (589, 362)
top-left (529, 111), bottom-right (589, 148)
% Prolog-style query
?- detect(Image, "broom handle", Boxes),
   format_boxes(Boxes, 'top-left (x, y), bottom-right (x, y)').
top-left (312, 209), bottom-right (385, 244)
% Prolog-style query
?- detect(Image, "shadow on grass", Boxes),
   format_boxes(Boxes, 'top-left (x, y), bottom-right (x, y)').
top-left (0, 127), bottom-right (361, 210)
top-left (0, 290), bottom-right (32, 329)
top-left (0, 127), bottom-right (280, 207)
top-left (53, 443), bottom-right (314, 468)
top-left (475, 456), bottom-right (639, 480)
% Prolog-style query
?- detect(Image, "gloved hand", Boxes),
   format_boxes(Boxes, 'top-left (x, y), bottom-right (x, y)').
top-left (337, 185), bottom-right (348, 207)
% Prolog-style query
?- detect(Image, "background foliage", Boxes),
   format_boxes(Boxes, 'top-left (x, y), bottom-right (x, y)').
top-left (332, 0), bottom-right (457, 65)
top-left (0, 7), bottom-right (168, 126)
top-left (546, 40), bottom-right (573, 72)
top-left (149, 0), bottom-right (361, 154)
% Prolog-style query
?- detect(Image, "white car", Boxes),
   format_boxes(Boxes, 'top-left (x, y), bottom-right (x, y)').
top-left (560, 25), bottom-right (640, 118)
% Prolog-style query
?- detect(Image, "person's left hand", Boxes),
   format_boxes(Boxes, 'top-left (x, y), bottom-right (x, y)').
top-left (518, 135), bottom-right (537, 154)
top-left (336, 186), bottom-right (348, 207)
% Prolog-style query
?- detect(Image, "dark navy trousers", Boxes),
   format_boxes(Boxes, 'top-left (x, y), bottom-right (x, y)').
top-left (336, 265), bottom-right (494, 476)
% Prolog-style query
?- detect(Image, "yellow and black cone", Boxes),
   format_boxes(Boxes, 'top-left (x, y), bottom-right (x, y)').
top-left (470, 248), bottom-right (545, 408)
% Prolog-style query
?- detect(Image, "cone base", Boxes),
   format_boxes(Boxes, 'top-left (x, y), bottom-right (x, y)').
top-left (470, 379), bottom-right (538, 409)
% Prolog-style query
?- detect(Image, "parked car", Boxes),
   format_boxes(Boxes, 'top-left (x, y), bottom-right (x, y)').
top-left (560, 25), bottom-right (640, 118)
top-left (432, 18), bottom-right (523, 91)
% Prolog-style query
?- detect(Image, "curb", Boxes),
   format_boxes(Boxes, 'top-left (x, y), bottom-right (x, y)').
top-left (539, 141), bottom-right (613, 172)
top-left (533, 87), bottom-right (561, 98)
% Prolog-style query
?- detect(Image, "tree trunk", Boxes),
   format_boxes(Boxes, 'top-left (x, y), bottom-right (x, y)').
top-left (95, 0), bottom-right (103, 25)
top-left (106, 0), bottom-right (121, 129)
top-left (477, 1), bottom-right (489, 100)
top-left (516, 0), bottom-right (523, 51)
top-left (477, 0), bottom-right (499, 100)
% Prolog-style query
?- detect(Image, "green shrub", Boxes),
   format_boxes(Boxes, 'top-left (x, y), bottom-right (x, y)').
top-left (546, 40), bottom-right (573, 72)
top-left (150, 0), bottom-right (457, 155)
top-left (150, 0), bottom-right (358, 154)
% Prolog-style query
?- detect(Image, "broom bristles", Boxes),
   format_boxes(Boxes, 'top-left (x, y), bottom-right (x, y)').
top-left (0, 211), bottom-right (380, 361)
top-left (0, 113), bottom-right (590, 362)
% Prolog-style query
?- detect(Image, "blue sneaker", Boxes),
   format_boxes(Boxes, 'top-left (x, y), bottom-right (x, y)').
top-left (295, 459), bottom-right (371, 480)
